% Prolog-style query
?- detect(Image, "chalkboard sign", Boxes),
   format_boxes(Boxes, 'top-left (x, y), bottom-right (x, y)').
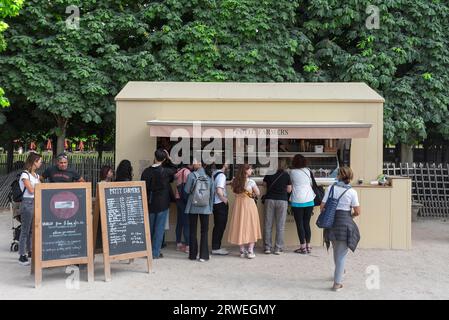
top-left (96, 181), bottom-right (152, 282)
top-left (104, 186), bottom-right (147, 255)
top-left (33, 183), bottom-right (94, 288)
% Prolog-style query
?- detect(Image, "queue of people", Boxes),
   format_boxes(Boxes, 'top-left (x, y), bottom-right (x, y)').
top-left (15, 150), bottom-right (361, 292)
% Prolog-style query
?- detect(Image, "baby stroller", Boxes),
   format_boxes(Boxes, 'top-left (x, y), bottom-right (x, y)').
top-left (10, 200), bottom-right (21, 252)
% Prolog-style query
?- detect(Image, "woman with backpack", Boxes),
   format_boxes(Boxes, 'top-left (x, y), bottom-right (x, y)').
top-left (184, 160), bottom-right (214, 262)
top-left (228, 164), bottom-right (262, 259)
top-left (18, 152), bottom-right (43, 266)
top-left (175, 163), bottom-right (193, 253)
top-left (321, 166), bottom-right (361, 292)
top-left (290, 154), bottom-right (316, 254)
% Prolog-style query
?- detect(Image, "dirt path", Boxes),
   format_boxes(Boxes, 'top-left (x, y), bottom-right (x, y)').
top-left (0, 209), bottom-right (448, 300)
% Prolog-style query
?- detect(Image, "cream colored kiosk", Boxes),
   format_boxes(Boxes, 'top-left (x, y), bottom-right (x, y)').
top-left (115, 82), bottom-right (411, 250)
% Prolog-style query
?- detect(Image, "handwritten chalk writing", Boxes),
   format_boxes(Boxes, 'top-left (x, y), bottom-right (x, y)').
top-left (41, 188), bottom-right (87, 261)
top-left (104, 187), bottom-right (147, 255)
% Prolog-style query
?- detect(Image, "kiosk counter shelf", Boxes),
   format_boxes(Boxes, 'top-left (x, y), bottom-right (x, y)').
top-left (230, 152), bottom-right (340, 186)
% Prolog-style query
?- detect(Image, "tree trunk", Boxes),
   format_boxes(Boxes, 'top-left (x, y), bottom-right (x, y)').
top-left (401, 143), bottom-right (414, 164)
top-left (56, 116), bottom-right (68, 156)
top-left (51, 135), bottom-right (58, 159)
top-left (6, 141), bottom-right (14, 173)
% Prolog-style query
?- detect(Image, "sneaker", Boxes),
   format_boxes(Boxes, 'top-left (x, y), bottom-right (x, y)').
top-left (184, 246), bottom-right (190, 254)
top-left (264, 249), bottom-right (271, 254)
top-left (332, 283), bottom-right (343, 292)
top-left (198, 258), bottom-right (209, 262)
top-left (274, 249), bottom-right (283, 255)
top-left (211, 248), bottom-right (229, 255)
top-left (247, 252), bottom-right (256, 259)
top-left (176, 243), bottom-right (184, 251)
top-left (19, 255), bottom-right (30, 266)
top-left (240, 251), bottom-right (247, 258)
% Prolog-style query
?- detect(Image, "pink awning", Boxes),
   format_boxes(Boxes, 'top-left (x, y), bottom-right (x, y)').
top-left (147, 120), bottom-right (372, 139)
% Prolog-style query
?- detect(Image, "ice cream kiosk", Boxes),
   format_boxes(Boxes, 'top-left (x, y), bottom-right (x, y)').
top-left (115, 82), bottom-right (411, 250)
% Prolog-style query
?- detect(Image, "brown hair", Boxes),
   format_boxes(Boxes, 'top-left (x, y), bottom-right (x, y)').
top-left (292, 154), bottom-right (307, 169)
top-left (232, 164), bottom-right (252, 194)
top-left (100, 165), bottom-right (113, 181)
top-left (277, 158), bottom-right (288, 171)
top-left (24, 152), bottom-right (42, 172)
top-left (337, 166), bottom-right (353, 184)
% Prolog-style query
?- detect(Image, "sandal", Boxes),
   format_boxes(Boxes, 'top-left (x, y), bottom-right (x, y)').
top-left (294, 247), bottom-right (307, 254)
top-left (306, 246), bottom-right (312, 254)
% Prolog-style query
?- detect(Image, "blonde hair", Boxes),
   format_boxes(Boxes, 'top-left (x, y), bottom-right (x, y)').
top-left (337, 166), bottom-right (353, 184)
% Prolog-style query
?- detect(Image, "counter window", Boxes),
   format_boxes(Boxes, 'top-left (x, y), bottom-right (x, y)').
top-left (156, 137), bottom-right (351, 182)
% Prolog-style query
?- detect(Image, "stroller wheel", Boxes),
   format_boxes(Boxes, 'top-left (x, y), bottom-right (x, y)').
top-left (11, 243), bottom-right (19, 252)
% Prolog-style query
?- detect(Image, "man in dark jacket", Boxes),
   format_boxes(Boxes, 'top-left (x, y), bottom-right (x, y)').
top-left (141, 149), bottom-right (176, 259)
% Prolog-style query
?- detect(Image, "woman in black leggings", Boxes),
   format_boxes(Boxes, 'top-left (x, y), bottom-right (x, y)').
top-left (289, 154), bottom-right (316, 254)
top-left (292, 206), bottom-right (314, 253)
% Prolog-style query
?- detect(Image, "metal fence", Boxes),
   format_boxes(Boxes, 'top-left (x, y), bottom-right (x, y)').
top-left (0, 153), bottom-right (114, 208)
top-left (383, 162), bottom-right (449, 218)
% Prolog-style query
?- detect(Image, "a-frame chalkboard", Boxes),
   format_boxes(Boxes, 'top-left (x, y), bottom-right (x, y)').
top-left (32, 183), bottom-right (94, 288)
top-left (95, 181), bottom-right (152, 282)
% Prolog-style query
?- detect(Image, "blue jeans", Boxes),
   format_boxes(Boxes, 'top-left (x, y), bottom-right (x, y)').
top-left (149, 209), bottom-right (169, 258)
top-left (176, 200), bottom-right (189, 245)
top-left (332, 240), bottom-right (349, 284)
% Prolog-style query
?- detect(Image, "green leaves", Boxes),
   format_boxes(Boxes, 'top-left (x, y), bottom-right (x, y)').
top-left (0, 0), bottom-right (447, 147)
top-left (0, 0), bottom-right (23, 19)
top-left (0, 87), bottom-right (10, 107)
top-left (0, 0), bottom-right (24, 117)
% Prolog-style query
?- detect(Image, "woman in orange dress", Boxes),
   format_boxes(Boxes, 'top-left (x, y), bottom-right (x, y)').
top-left (228, 164), bottom-right (262, 259)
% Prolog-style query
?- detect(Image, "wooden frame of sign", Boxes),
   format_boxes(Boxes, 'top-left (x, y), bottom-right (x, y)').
top-left (96, 181), bottom-right (152, 282)
top-left (32, 183), bottom-right (94, 288)
top-left (92, 190), bottom-right (102, 255)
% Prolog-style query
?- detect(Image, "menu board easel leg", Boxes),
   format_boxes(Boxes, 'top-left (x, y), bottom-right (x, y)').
top-left (30, 230), bottom-right (35, 275)
top-left (87, 260), bottom-right (94, 283)
top-left (104, 255), bottom-right (112, 282)
top-left (35, 267), bottom-right (42, 289)
top-left (146, 255), bottom-right (152, 273)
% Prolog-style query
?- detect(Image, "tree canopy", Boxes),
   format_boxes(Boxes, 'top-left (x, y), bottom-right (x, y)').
top-left (0, 0), bottom-right (23, 116)
top-left (0, 0), bottom-right (448, 153)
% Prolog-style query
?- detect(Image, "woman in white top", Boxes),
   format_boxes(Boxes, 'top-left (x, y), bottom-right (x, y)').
top-left (228, 164), bottom-right (262, 259)
top-left (321, 166), bottom-right (361, 292)
top-left (18, 152), bottom-right (42, 266)
top-left (289, 154), bottom-right (316, 254)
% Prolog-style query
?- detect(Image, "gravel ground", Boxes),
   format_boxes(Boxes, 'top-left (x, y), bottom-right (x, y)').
top-left (0, 209), bottom-right (448, 300)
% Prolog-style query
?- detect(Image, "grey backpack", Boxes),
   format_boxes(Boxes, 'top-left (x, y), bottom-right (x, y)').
top-left (190, 172), bottom-right (211, 207)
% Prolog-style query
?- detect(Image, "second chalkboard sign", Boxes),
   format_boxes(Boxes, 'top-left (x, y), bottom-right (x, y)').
top-left (104, 185), bottom-right (147, 255)
top-left (96, 181), bottom-right (152, 282)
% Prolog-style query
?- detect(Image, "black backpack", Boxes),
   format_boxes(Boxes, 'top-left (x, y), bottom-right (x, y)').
top-left (10, 171), bottom-right (29, 202)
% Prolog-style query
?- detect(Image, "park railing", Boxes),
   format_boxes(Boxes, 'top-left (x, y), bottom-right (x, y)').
top-left (0, 152), bottom-right (115, 208)
top-left (383, 162), bottom-right (449, 218)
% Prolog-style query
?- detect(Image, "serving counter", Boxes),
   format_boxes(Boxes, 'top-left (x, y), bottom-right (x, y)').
top-left (165, 177), bottom-right (411, 250)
